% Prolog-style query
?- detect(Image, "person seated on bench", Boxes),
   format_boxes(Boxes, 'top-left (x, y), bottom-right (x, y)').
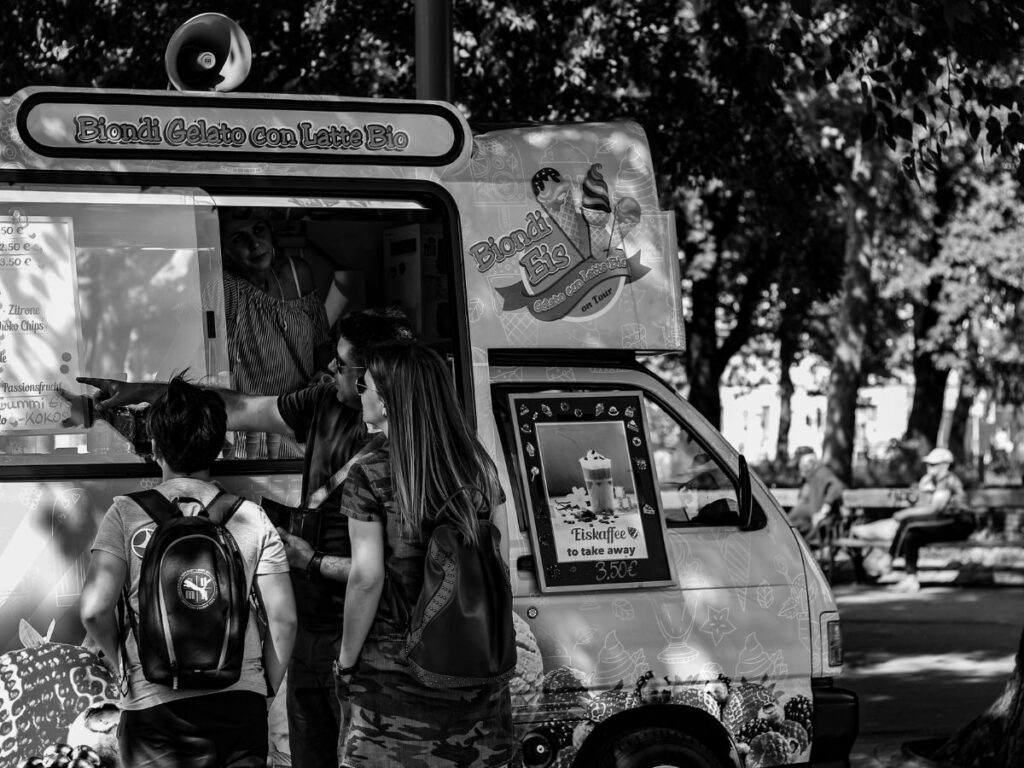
top-left (787, 449), bottom-right (845, 544)
top-left (851, 447), bottom-right (974, 592)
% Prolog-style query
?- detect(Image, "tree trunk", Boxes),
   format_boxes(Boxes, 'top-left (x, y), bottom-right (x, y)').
top-left (948, 377), bottom-right (974, 467)
top-left (930, 622), bottom-right (1024, 767)
top-left (776, 328), bottom-right (798, 465)
top-left (685, 267), bottom-right (723, 428)
top-left (687, 356), bottom-right (724, 429)
top-left (906, 162), bottom-right (956, 447)
top-left (905, 286), bottom-right (947, 449)
top-left (822, 143), bottom-right (877, 485)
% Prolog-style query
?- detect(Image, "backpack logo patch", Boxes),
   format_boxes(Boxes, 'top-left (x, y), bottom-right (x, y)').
top-left (130, 526), bottom-right (155, 558)
top-left (178, 568), bottom-right (217, 609)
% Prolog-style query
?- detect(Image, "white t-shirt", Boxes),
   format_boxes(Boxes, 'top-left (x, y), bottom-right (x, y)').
top-left (91, 477), bottom-right (289, 710)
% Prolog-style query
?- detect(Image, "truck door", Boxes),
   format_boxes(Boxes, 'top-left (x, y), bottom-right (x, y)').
top-left (490, 357), bottom-right (820, 768)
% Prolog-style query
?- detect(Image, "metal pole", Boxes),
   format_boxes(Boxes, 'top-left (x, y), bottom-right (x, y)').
top-left (415, 0), bottom-right (452, 101)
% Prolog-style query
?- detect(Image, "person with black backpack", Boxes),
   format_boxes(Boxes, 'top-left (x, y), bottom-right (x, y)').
top-left (331, 340), bottom-right (515, 768)
top-left (80, 376), bottom-right (297, 767)
top-left (74, 307), bottom-right (415, 768)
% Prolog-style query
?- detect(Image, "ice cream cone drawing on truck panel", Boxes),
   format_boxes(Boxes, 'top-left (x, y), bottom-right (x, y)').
top-left (580, 163), bottom-right (612, 257)
top-left (531, 167), bottom-right (590, 262)
top-left (484, 161), bottom-right (653, 323)
top-left (462, 123), bottom-right (685, 343)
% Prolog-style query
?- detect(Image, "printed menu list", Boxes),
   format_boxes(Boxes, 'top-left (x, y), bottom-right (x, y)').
top-left (0, 216), bottom-right (82, 432)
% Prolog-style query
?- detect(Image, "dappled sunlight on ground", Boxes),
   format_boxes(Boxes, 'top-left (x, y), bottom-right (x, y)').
top-left (846, 651), bottom-right (1014, 681)
top-left (834, 584), bottom-right (1014, 606)
top-left (833, 584), bottom-right (1022, 766)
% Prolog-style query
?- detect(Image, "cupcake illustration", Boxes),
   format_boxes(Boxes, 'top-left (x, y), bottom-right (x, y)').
top-left (735, 632), bottom-right (775, 680)
top-left (592, 630), bottom-right (643, 687)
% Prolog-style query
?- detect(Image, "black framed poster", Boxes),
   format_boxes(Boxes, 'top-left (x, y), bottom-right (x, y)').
top-left (509, 390), bottom-right (674, 592)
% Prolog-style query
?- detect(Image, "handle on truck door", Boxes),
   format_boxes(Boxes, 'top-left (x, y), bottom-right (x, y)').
top-left (516, 555), bottom-right (535, 573)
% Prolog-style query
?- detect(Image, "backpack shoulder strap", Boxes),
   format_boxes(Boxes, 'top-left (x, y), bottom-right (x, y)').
top-left (204, 491), bottom-right (245, 525)
top-left (126, 489), bottom-right (181, 525)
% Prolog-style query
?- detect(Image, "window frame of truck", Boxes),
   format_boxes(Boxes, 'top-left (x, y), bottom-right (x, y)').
top-left (0, 176), bottom-right (472, 481)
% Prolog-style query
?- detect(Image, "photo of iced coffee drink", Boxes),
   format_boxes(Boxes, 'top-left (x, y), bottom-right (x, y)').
top-left (579, 449), bottom-right (615, 513)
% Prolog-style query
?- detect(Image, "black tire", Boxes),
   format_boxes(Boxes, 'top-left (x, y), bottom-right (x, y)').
top-left (587, 726), bottom-right (729, 768)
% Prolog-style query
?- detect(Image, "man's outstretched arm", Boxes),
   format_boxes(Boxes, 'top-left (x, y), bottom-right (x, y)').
top-left (74, 376), bottom-right (295, 439)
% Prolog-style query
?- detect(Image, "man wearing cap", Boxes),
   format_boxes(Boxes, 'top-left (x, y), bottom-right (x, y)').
top-left (887, 447), bottom-right (974, 591)
top-left (855, 447), bottom-right (974, 592)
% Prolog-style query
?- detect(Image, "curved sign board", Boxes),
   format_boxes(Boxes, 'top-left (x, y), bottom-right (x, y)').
top-left (449, 122), bottom-right (685, 352)
top-left (10, 87), bottom-right (470, 173)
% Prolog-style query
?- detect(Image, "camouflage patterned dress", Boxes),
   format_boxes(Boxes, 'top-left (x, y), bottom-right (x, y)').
top-left (336, 444), bottom-right (515, 768)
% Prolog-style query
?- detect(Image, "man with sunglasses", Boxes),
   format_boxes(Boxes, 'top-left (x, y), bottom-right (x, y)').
top-left (75, 306), bottom-right (414, 768)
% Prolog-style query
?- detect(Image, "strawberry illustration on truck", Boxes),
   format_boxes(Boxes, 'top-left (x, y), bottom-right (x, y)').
top-left (0, 620), bottom-right (118, 765)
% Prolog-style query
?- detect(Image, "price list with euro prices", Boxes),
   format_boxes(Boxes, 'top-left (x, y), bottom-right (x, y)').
top-left (0, 214), bottom-right (84, 433)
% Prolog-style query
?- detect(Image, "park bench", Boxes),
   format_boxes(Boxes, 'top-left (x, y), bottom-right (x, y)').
top-left (828, 486), bottom-right (1024, 584)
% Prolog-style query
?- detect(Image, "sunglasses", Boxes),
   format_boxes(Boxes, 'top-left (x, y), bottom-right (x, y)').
top-left (355, 377), bottom-right (377, 395)
top-left (332, 351), bottom-right (364, 375)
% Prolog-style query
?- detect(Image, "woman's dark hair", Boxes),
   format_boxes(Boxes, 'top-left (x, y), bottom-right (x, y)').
top-left (364, 340), bottom-right (499, 546)
top-left (146, 375), bottom-right (227, 474)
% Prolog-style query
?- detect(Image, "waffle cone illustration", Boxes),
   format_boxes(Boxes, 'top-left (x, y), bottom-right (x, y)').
top-left (614, 143), bottom-right (659, 212)
top-left (609, 196), bottom-right (642, 256)
top-left (532, 167), bottom-right (590, 260)
top-left (581, 163), bottom-right (612, 257)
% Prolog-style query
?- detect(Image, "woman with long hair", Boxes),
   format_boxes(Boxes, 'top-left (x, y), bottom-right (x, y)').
top-left (333, 340), bottom-right (514, 767)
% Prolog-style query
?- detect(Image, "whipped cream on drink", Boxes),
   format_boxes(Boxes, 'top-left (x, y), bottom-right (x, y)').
top-left (579, 450), bottom-right (614, 513)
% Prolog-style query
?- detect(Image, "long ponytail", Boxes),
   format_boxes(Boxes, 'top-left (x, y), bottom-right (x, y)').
top-left (365, 342), bottom-right (500, 545)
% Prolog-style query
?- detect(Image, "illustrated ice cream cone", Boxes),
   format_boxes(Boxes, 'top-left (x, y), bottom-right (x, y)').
top-left (614, 143), bottom-right (659, 212)
top-left (580, 449), bottom-right (615, 513)
top-left (581, 163), bottom-right (612, 258)
top-left (532, 167), bottom-right (590, 260)
top-left (609, 196), bottom-right (642, 256)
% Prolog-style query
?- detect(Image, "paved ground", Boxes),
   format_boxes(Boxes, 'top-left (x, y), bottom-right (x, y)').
top-left (833, 578), bottom-right (1021, 767)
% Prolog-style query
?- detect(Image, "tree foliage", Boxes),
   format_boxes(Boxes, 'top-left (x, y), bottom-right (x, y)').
top-left (778, 0), bottom-right (1024, 182)
top-left (9, 5), bottom-right (1024, 763)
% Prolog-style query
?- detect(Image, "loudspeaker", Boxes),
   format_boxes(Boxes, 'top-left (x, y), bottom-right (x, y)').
top-left (165, 12), bottom-right (252, 92)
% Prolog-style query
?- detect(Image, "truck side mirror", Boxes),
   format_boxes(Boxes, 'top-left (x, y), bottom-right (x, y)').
top-left (738, 455), bottom-right (767, 530)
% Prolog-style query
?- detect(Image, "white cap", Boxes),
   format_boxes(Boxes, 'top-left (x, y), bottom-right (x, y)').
top-left (923, 447), bottom-right (954, 465)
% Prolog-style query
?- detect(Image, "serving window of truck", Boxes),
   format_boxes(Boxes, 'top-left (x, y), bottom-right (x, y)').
top-left (0, 89), bottom-right (471, 470)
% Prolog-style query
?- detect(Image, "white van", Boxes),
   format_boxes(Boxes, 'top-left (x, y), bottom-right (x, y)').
top-left (0, 81), bottom-right (856, 768)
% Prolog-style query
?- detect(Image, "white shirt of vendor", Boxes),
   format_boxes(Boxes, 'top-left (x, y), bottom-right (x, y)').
top-left (90, 477), bottom-right (289, 710)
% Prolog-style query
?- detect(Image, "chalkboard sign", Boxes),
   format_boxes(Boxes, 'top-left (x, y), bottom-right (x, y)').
top-left (509, 391), bottom-right (674, 592)
top-left (0, 215), bottom-right (83, 434)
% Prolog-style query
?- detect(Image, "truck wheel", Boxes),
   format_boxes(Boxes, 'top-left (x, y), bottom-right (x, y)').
top-left (587, 726), bottom-right (728, 768)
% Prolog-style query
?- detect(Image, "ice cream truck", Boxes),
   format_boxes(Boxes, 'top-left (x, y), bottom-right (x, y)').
top-left (0, 25), bottom-right (856, 768)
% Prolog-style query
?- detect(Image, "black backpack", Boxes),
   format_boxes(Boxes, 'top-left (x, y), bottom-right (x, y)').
top-left (119, 489), bottom-right (250, 691)
top-left (399, 487), bottom-right (517, 690)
